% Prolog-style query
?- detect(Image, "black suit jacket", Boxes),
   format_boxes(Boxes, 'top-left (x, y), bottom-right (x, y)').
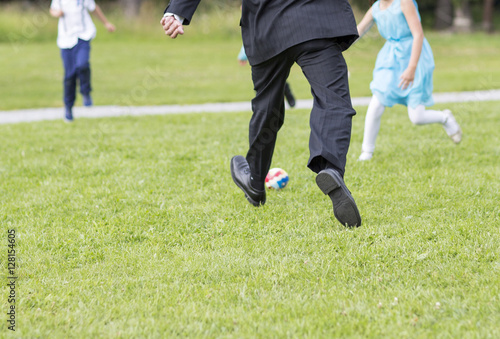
top-left (165, 0), bottom-right (358, 65)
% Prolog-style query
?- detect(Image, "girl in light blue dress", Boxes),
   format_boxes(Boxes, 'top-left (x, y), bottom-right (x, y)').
top-left (356, 0), bottom-right (462, 161)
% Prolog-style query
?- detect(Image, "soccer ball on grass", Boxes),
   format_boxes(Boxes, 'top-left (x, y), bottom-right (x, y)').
top-left (265, 168), bottom-right (289, 190)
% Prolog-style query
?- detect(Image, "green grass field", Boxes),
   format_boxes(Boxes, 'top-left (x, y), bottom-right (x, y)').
top-left (1, 4), bottom-right (500, 338)
top-left (1, 101), bottom-right (499, 337)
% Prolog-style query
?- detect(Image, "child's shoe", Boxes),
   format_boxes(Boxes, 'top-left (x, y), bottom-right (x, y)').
top-left (443, 110), bottom-right (462, 144)
top-left (83, 93), bottom-right (93, 107)
top-left (64, 107), bottom-right (74, 122)
top-left (358, 152), bottom-right (373, 161)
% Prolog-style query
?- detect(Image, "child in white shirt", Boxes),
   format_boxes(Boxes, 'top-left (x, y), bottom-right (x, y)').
top-left (50, 0), bottom-right (115, 121)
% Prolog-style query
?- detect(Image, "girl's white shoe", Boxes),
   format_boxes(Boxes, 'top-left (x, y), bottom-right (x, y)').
top-left (358, 152), bottom-right (373, 161)
top-left (443, 110), bottom-right (462, 144)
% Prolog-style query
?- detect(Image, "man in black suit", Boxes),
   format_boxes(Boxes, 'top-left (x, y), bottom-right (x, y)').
top-left (161, 0), bottom-right (362, 227)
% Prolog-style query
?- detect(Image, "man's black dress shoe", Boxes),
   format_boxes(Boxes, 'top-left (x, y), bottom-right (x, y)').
top-left (230, 155), bottom-right (266, 207)
top-left (316, 168), bottom-right (361, 227)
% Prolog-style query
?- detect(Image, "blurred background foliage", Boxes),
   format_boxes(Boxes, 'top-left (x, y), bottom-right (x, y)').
top-left (1, 0), bottom-right (499, 110)
top-left (1, 0), bottom-right (499, 32)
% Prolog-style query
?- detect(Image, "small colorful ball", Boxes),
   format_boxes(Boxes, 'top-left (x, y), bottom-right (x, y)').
top-left (265, 168), bottom-right (289, 190)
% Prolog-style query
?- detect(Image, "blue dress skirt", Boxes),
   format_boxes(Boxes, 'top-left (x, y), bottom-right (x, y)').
top-left (370, 0), bottom-right (435, 108)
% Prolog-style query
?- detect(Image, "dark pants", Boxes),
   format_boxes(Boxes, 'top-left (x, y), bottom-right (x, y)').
top-left (60, 39), bottom-right (91, 108)
top-left (246, 39), bottom-right (356, 188)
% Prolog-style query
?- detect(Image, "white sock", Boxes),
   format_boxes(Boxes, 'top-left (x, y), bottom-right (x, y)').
top-left (358, 152), bottom-right (373, 161)
top-left (361, 95), bottom-right (385, 154)
top-left (442, 110), bottom-right (461, 136)
top-left (407, 105), bottom-right (446, 125)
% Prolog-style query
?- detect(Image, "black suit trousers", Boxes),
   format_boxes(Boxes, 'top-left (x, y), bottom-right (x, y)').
top-left (246, 39), bottom-right (356, 189)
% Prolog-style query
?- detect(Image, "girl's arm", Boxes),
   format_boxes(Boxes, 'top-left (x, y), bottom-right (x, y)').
top-left (92, 5), bottom-right (116, 32)
top-left (399, 0), bottom-right (424, 89)
top-left (357, 7), bottom-right (374, 38)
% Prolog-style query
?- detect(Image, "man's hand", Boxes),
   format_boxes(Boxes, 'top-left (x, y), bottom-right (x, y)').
top-left (161, 16), bottom-right (184, 39)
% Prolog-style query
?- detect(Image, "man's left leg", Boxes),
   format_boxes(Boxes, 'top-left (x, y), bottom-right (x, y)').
top-left (231, 52), bottom-right (294, 206)
top-left (246, 54), bottom-right (294, 188)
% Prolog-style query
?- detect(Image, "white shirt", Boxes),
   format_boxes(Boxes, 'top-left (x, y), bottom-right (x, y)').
top-left (50, 0), bottom-right (97, 49)
top-left (163, 13), bottom-right (185, 24)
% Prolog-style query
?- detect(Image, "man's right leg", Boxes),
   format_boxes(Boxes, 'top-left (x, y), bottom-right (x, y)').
top-left (294, 39), bottom-right (361, 227)
top-left (294, 39), bottom-right (355, 177)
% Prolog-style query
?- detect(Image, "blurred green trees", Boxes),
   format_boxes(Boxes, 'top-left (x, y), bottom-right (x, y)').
top-left (1, 0), bottom-right (497, 32)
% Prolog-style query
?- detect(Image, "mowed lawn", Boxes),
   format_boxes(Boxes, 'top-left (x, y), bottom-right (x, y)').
top-left (1, 6), bottom-right (500, 338)
top-left (1, 99), bottom-right (499, 337)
